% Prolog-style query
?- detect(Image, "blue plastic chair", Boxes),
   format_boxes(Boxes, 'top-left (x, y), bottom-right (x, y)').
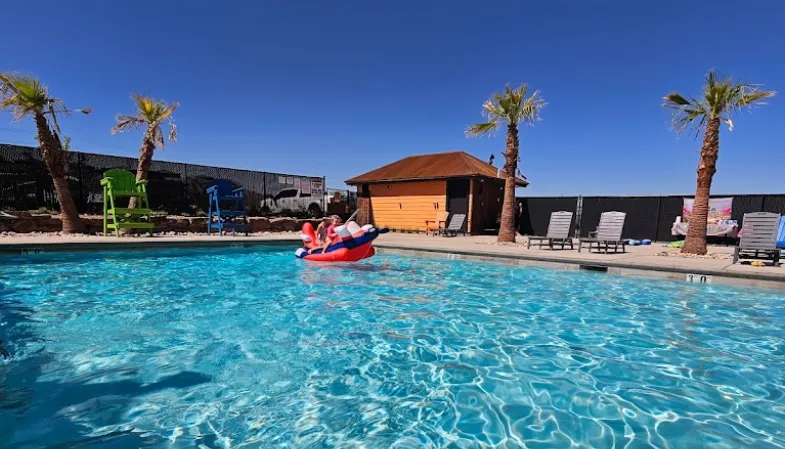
top-left (207, 179), bottom-right (249, 235)
top-left (777, 215), bottom-right (785, 250)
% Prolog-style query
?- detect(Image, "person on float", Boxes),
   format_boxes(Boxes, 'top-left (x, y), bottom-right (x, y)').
top-left (309, 215), bottom-right (342, 254)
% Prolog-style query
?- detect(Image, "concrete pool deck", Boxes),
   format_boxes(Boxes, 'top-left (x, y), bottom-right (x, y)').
top-left (374, 233), bottom-right (785, 289)
top-left (1, 232), bottom-right (783, 289)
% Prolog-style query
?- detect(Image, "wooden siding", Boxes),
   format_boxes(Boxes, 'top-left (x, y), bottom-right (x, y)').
top-left (369, 181), bottom-right (446, 231)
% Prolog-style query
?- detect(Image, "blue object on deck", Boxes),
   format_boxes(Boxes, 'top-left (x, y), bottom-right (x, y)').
top-left (777, 216), bottom-right (785, 249)
top-left (641, 239), bottom-right (652, 245)
top-left (207, 179), bottom-right (249, 236)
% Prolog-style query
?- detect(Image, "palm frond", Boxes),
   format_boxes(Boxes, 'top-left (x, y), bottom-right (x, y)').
top-left (469, 83), bottom-right (546, 135)
top-left (518, 89), bottom-right (546, 126)
top-left (45, 98), bottom-right (70, 136)
top-left (111, 115), bottom-right (146, 134)
top-left (735, 88), bottom-right (776, 108)
top-left (662, 92), bottom-right (695, 108)
top-left (0, 73), bottom-right (50, 120)
top-left (167, 119), bottom-right (178, 143)
top-left (663, 90), bottom-right (709, 135)
top-left (0, 73), bottom-right (15, 96)
top-left (129, 93), bottom-right (179, 124)
top-left (481, 99), bottom-right (503, 122)
top-left (159, 102), bottom-right (179, 122)
top-left (465, 122), bottom-right (499, 137)
top-left (702, 71), bottom-right (775, 119)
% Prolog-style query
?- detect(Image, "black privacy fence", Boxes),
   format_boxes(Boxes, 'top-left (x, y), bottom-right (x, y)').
top-left (0, 144), bottom-right (326, 217)
top-left (517, 195), bottom-right (785, 241)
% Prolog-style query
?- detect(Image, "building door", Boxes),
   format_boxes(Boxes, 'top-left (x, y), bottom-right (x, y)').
top-left (446, 179), bottom-right (470, 232)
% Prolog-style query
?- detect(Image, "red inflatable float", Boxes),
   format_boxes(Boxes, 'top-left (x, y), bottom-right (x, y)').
top-left (295, 221), bottom-right (387, 262)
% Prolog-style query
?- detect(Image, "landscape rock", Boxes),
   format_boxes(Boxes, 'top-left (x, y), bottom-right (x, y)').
top-left (188, 217), bottom-right (208, 232)
top-left (10, 217), bottom-right (39, 233)
top-left (0, 214), bottom-right (336, 235)
top-left (248, 217), bottom-right (271, 233)
top-left (270, 217), bottom-right (297, 232)
top-left (83, 217), bottom-right (104, 233)
top-left (36, 215), bottom-right (63, 232)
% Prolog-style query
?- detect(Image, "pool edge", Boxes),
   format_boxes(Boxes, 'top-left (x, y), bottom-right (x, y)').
top-left (375, 245), bottom-right (785, 291)
top-left (0, 237), bottom-right (302, 255)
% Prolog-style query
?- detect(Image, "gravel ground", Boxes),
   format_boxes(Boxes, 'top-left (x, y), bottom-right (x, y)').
top-left (655, 250), bottom-right (734, 260)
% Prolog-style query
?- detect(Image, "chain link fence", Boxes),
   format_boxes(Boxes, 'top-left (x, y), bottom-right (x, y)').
top-left (0, 144), bottom-right (326, 217)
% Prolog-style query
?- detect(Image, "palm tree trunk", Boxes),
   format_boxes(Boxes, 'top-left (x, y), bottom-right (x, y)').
top-left (33, 113), bottom-right (85, 234)
top-left (682, 117), bottom-right (720, 255)
top-left (129, 130), bottom-right (156, 209)
top-left (498, 123), bottom-right (519, 243)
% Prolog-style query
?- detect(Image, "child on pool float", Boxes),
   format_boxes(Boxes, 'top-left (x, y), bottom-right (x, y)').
top-left (309, 215), bottom-right (342, 254)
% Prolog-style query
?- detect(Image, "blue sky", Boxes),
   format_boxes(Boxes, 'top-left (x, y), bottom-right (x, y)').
top-left (2, 0), bottom-right (783, 195)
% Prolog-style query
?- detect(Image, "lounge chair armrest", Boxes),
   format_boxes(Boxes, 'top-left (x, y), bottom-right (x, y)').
top-left (232, 187), bottom-right (244, 193)
top-left (206, 185), bottom-right (218, 194)
top-left (100, 178), bottom-right (111, 186)
top-left (136, 179), bottom-right (148, 186)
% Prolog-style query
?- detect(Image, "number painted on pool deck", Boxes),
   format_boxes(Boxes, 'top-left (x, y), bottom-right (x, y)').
top-left (685, 274), bottom-right (712, 284)
top-left (20, 248), bottom-right (45, 255)
top-left (446, 253), bottom-right (462, 260)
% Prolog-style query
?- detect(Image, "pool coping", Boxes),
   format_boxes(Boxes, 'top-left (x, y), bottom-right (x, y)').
top-left (374, 243), bottom-right (785, 290)
top-left (0, 237), bottom-right (302, 254)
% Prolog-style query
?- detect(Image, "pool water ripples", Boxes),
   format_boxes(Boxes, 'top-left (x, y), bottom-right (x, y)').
top-left (0, 246), bottom-right (784, 448)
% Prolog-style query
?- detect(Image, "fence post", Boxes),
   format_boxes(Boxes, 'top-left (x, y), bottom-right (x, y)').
top-left (322, 176), bottom-right (326, 215)
top-left (76, 151), bottom-right (85, 212)
top-left (183, 163), bottom-right (190, 213)
top-left (653, 197), bottom-right (662, 241)
top-left (574, 196), bottom-right (583, 237)
top-left (263, 172), bottom-right (267, 216)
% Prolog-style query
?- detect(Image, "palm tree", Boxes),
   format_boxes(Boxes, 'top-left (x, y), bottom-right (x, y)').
top-left (112, 93), bottom-right (178, 184)
top-left (0, 73), bottom-right (91, 233)
top-left (466, 84), bottom-right (546, 243)
top-left (664, 70), bottom-right (775, 255)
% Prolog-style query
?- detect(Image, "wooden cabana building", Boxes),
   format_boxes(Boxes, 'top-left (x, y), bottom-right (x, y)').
top-left (346, 151), bottom-right (527, 234)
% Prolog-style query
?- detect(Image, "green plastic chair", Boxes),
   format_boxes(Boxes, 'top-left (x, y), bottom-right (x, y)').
top-left (101, 169), bottom-right (154, 237)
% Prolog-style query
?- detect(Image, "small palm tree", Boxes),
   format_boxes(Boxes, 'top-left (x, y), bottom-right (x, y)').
top-left (112, 94), bottom-right (178, 183)
top-left (0, 73), bottom-right (91, 233)
top-left (664, 70), bottom-right (775, 255)
top-left (466, 84), bottom-right (546, 243)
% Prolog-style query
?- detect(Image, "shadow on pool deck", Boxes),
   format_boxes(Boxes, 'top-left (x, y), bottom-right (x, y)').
top-left (0, 298), bottom-right (212, 449)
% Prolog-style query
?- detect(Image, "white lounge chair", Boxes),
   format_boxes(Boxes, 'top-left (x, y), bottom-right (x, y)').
top-left (527, 211), bottom-right (574, 249)
top-left (578, 211), bottom-right (626, 253)
top-left (734, 212), bottom-right (781, 266)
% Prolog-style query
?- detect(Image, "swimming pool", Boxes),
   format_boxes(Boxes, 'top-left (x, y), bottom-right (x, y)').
top-left (1, 246), bottom-right (784, 448)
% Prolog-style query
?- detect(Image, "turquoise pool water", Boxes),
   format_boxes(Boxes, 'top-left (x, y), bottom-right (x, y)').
top-left (1, 246), bottom-right (784, 448)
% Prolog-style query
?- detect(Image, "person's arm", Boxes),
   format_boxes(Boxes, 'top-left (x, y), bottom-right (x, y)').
top-left (321, 225), bottom-right (336, 251)
top-left (314, 223), bottom-right (325, 245)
